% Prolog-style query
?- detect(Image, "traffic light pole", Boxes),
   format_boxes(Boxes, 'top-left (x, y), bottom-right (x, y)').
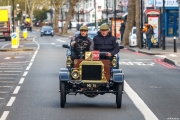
top-left (114, 0), bottom-right (116, 39)
top-left (140, 0), bottom-right (143, 49)
top-left (12, 0), bottom-right (14, 32)
top-left (162, 0), bottom-right (166, 50)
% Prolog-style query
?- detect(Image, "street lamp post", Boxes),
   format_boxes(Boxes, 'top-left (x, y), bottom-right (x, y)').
top-left (140, 0), bottom-right (143, 49)
top-left (114, 0), bottom-right (116, 39)
top-left (61, 8), bottom-right (63, 32)
top-left (94, 0), bottom-right (97, 30)
top-left (178, 1), bottom-right (180, 40)
top-left (78, 3), bottom-right (79, 31)
top-left (12, 0), bottom-right (15, 32)
top-left (106, 0), bottom-right (108, 23)
top-left (162, 0), bottom-right (166, 50)
top-left (50, 9), bottom-right (53, 27)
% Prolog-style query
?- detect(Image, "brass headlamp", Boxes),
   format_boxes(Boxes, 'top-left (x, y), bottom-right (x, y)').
top-left (71, 69), bottom-right (80, 79)
top-left (111, 57), bottom-right (117, 67)
top-left (66, 56), bottom-right (72, 67)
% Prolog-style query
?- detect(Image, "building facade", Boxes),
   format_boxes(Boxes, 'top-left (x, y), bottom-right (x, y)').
top-left (145, 0), bottom-right (179, 37)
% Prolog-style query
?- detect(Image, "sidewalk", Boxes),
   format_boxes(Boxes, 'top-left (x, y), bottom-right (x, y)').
top-left (125, 37), bottom-right (180, 67)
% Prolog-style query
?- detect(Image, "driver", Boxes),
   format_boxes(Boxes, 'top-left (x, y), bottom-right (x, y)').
top-left (93, 24), bottom-right (119, 60)
top-left (71, 25), bottom-right (93, 60)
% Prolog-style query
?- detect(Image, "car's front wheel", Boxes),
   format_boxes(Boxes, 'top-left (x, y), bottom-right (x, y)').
top-left (116, 83), bottom-right (123, 108)
top-left (60, 81), bottom-right (66, 108)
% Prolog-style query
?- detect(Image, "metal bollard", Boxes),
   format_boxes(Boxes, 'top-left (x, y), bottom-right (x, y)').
top-left (174, 36), bottom-right (177, 52)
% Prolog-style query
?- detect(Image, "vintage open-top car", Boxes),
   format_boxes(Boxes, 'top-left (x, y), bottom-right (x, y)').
top-left (59, 42), bottom-right (124, 108)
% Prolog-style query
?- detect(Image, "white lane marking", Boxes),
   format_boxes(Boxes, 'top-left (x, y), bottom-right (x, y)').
top-left (31, 58), bottom-right (34, 62)
top-left (124, 81), bottom-right (158, 120)
top-left (0, 111), bottom-right (10, 120)
top-left (155, 55), bottom-right (166, 58)
top-left (0, 71), bottom-right (21, 73)
top-left (119, 62), bottom-right (155, 66)
top-left (0, 92), bottom-right (9, 93)
top-left (0, 68), bottom-right (23, 70)
top-left (0, 86), bottom-right (12, 88)
top-left (26, 62), bottom-right (32, 70)
top-left (51, 43), bottom-right (55, 45)
top-left (169, 54), bottom-right (177, 57)
top-left (1, 43), bottom-right (10, 48)
top-left (0, 74), bottom-right (18, 76)
top-left (33, 36), bottom-right (40, 50)
top-left (56, 39), bottom-right (66, 42)
top-left (13, 86), bottom-right (21, 94)
top-left (6, 97), bottom-right (16, 106)
top-left (4, 57), bottom-right (11, 60)
top-left (0, 66), bottom-right (23, 68)
top-left (32, 55), bottom-right (36, 59)
top-left (19, 78), bottom-right (25, 84)
top-left (136, 59), bottom-right (152, 61)
top-left (34, 51), bottom-right (38, 55)
top-left (22, 71), bottom-right (28, 76)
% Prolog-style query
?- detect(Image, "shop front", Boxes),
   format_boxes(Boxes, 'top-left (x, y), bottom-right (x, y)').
top-left (165, 8), bottom-right (178, 37)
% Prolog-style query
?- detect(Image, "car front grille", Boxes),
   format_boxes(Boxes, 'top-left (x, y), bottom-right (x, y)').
top-left (81, 65), bottom-right (102, 80)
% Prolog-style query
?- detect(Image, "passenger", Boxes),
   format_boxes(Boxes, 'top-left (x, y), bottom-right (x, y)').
top-left (93, 24), bottom-right (119, 61)
top-left (70, 25), bottom-right (93, 60)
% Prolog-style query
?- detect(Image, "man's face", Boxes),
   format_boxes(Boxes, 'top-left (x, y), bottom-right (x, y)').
top-left (80, 30), bottom-right (88, 36)
top-left (100, 29), bottom-right (109, 36)
top-left (145, 23), bottom-right (148, 27)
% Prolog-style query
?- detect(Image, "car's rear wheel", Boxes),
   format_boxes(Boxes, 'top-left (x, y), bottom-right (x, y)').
top-left (60, 81), bottom-right (66, 108)
top-left (116, 83), bottom-right (123, 108)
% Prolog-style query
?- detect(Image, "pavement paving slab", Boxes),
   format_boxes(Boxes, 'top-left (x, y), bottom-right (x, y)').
top-left (125, 37), bottom-right (180, 67)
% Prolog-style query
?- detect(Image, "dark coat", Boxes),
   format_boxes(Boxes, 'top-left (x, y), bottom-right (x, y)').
top-left (93, 31), bottom-right (119, 56)
top-left (145, 26), bottom-right (153, 39)
top-left (120, 23), bottom-right (125, 34)
top-left (73, 34), bottom-right (92, 54)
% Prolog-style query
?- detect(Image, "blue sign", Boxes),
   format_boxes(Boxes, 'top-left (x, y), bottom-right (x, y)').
top-left (12, 33), bottom-right (17, 38)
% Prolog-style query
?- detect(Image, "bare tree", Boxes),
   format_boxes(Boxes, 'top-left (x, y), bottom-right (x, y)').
top-left (51, 0), bottom-right (67, 33)
top-left (62, 0), bottom-right (79, 35)
top-left (26, 0), bottom-right (39, 26)
top-left (123, 0), bottom-right (135, 46)
top-left (135, 0), bottom-right (140, 47)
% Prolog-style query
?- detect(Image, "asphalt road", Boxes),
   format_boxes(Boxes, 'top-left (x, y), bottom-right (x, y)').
top-left (0, 31), bottom-right (180, 120)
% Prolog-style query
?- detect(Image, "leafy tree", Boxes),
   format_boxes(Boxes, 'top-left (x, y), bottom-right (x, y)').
top-left (34, 8), bottom-right (48, 21)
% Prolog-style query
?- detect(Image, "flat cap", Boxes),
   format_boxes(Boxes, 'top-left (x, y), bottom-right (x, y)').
top-left (80, 25), bottom-right (88, 30)
top-left (100, 24), bottom-right (109, 30)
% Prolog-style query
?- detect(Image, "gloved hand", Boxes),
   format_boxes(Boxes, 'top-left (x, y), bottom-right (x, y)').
top-left (76, 39), bottom-right (83, 43)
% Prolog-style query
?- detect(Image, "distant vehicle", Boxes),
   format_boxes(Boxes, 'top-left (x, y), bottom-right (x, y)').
top-left (40, 26), bottom-right (54, 37)
top-left (129, 27), bottom-right (146, 47)
top-left (129, 27), bottom-right (137, 47)
top-left (0, 6), bottom-right (12, 41)
top-left (42, 19), bottom-right (49, 25)
top-left (88, 26), bottom-right (100, 31)
top-left (24, 18), bottom-right (32, 31)
top-left (74, 31), bottom-right (98, 40)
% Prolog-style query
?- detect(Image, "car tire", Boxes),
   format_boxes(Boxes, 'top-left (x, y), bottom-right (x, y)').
top-left (51, 35), bottom-right (54, 37)
top-left (60, 81), bottom-right (66, 108)
top-left (41, 35), bottom-right (43, 37)
top-left (116, 83), bottom-right (123, 108)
